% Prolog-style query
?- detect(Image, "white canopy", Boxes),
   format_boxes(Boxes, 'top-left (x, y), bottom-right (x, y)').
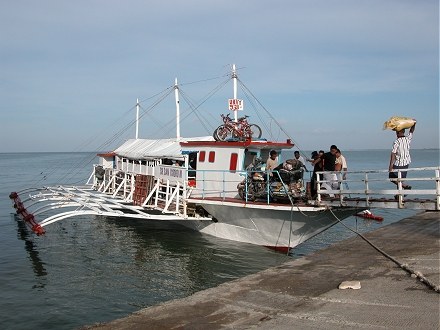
top-left (114, 136), bottom-right (214, 160)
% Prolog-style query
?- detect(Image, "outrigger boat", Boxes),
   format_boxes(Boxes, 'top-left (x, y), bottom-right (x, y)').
top-left (10, 65), bottom-right (439, 252)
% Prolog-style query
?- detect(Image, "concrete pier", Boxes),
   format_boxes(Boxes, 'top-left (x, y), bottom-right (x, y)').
top-left (87, 211), bottom-right (440, 329)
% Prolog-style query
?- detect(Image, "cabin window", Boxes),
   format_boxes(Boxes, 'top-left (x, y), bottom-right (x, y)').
top-left (199, 151), bottom-right (206, 162)
top-left (208, 151), bottom-right (215, 163)
top-left (230, 153), bottom-right (238, 172)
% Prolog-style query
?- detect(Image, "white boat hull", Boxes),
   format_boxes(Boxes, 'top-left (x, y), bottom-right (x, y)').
top-left (177, 201), bottom-right (358, 251)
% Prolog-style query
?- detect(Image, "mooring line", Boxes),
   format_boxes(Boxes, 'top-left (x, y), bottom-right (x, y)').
top-left (329, 209), bottom-right (439, 293)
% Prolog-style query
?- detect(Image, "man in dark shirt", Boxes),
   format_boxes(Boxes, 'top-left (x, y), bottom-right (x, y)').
top-left (321, 145), bottom-right (338, 196)
top-left (323, 145), bottom-right (337, 171)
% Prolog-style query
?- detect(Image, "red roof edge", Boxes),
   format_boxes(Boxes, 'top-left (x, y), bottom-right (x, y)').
top-left (97, 152), bottom-right (116, 157)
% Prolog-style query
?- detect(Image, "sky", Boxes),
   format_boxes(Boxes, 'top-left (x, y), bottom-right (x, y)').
top-left (1, 0), bottom-right (438, 153)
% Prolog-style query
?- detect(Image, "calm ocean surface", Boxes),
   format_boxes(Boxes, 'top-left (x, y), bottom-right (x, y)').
top-left (1, 150), bottom-right (438, 329)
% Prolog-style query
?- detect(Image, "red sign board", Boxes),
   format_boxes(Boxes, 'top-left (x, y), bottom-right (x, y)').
top-left (228, 99), bottom-right (243, 111)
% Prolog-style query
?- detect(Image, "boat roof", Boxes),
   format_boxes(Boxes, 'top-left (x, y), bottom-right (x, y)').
top-left (181, 139), bottom-right (294, 150)
top-left (112, 137), bottom-right (214, 160)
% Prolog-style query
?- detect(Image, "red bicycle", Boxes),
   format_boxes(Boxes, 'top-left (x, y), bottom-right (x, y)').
top-left (213, 114), bottom-right (262, 141)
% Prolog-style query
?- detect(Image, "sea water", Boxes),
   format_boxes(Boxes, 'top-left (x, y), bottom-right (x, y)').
top-left (0, 150), bottom-right (438, 330)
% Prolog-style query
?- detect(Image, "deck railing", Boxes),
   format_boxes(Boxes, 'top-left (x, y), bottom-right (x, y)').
top-left (88, 164), bottom-right (440, 211)
top-left (315, 166), bottom-right (440, 210)
top-left (188, 168), bottom-right (302, 205)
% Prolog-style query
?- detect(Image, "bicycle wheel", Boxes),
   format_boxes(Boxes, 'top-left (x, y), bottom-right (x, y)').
top-left (212, 130), bottom-right (219, 141)
top-left (214, 125), bottom-right (232, 141)
top-left (249, 124), bottom-right (262, 139)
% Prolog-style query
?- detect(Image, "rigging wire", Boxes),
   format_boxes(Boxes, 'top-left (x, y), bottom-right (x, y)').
top-left (30, 86), bottom-right (175, 187)
top-left (238, 78), bottom-right (292, 140)
top-left (144, 76), bottom-right (231, 139)
top-left (178, 77), bottom-right (231, 133)
top-left (53, 90), bottom-right (173, 184)
top-left (30, 72), bottom-right (234, 186)
top-left (237, 78), bottom-right (310, 160)
top-left (27, 67), bottom-right (305, 187)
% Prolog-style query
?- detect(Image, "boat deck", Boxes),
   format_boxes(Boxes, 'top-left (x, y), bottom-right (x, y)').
top-left (188, 195), bottom-right (439, 211)
top-left (188, 196), bottom-right (311, 208)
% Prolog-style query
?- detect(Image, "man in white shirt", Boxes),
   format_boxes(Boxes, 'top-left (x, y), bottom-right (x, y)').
top-left (388, 120), bottom-right (416, 189)
top-left (335, 149), bottom-right (347, 180)
top-left (266, 150), bottom-right (278, 177)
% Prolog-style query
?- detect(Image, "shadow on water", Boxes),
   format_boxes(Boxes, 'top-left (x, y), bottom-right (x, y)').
top-left (13, 214), bottom-right (47, 281)
top-left (104, 216), bottom-right (289, 292)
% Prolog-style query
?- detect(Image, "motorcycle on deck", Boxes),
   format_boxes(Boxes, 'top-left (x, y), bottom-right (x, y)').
top-left (237, 158), bottom-right (269, 201)
top-left (269, 160), bottom-right (306, 203)
top-left (237, 158), bottom-right (306, 203)
top-left (269, 159), bottom-right (306, 203)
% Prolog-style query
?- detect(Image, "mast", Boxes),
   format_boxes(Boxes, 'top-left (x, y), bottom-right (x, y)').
top-left (232, 64), bottom-right (238, 122)
top-left (174, 78), bottom-right (181, 140)
top-left (135, 98), bottom-right (139, 139)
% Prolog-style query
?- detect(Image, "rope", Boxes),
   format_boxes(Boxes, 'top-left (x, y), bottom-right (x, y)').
top-left (269, 171), bottom-right (313, 254)
top-left (329, 209), bottom-right (440, 293)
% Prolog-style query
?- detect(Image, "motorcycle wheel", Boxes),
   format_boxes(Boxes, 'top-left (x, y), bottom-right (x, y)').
top-left (238, 184), bottom-right (256, 201)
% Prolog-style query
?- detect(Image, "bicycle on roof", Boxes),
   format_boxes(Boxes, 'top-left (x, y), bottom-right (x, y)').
top-left (213, 113), bottom-right (262, 141)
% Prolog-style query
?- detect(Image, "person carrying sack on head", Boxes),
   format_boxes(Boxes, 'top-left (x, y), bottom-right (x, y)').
top-left (388, 119), bottom-right (416, 190)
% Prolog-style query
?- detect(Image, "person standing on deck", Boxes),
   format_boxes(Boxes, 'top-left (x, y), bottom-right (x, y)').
top-left (335, 148), bottom-right (348, 179)
top-left (322, 145), bottom-right (338, 195)
top-left (266, 150), bottom-right (278, 177)
top-left (388, 120), bottom-right (416, 190)
top-left (309, 151), bottom-right (321, 198)
top-left (294, 150), bottom-right (308, 172)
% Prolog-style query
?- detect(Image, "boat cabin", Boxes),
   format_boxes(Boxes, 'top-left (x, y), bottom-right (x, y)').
top-left (181, 139), bottom-right (294, 198)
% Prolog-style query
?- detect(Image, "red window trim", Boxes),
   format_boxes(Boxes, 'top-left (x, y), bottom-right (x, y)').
top-left (199, 151), bottom-right (206, 162)
top-left (208, 151), bottom-right (215, 163)
top-left (229, 153), bottom-right (238, 172)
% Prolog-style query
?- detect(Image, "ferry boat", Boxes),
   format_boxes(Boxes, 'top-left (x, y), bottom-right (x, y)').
top-left (10, 65), bottom-right (439, 252)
